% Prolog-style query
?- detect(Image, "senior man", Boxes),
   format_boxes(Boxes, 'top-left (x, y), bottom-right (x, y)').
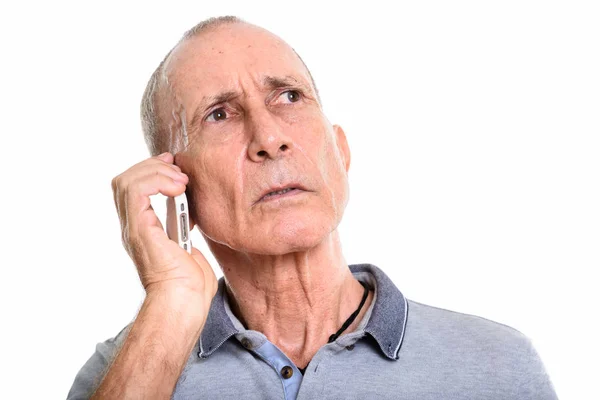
top-left (68, 16), bottom-right (557, 400)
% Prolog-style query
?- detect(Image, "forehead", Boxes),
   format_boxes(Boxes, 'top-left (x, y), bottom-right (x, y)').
top-left (164, 23), bottom-right (311, 103)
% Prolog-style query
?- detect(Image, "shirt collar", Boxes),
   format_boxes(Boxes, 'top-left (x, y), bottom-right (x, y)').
top-left (198, 263), bottom-right (408, 360)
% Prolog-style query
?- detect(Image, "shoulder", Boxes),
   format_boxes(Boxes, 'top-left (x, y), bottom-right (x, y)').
top-left (405, 298), bottom-right (535, 358)
top-left (406, 299), bottom-right (526, 344)
top-left (402, 299), bottom-right (558, 399)
top-left (95, 323), bottom-right (133, 360)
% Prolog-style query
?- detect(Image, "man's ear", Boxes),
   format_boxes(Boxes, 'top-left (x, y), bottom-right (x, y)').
top-left (333, 124), bottom-right (351, 173)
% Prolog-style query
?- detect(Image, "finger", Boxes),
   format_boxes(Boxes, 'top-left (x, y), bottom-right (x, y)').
top-left (120, 174), bottom-right (187, 240)
top-left (155, 152), bottom-right (173, 162)
top-left (191, 247), bottom-right (218, 296)
top-left (114, 169), bottom-right (187, 222)
top-left (112, 161), bottom-right (185, 203)
top-left (153, 154), bottom-right (181, 173)
top-left (153, 153), bottom-right (182, 173)
top-left (120, 156), bottom-right (181, 183)
top-left (125, 153), bottom-right (174, 174)
top-left (122, 162), bottom-right (187, 186)
top-left (126, 173), bottom-right (188, 215)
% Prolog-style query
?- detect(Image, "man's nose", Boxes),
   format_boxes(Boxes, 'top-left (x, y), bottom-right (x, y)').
top-left (246, 109), bottom-right (292, 162)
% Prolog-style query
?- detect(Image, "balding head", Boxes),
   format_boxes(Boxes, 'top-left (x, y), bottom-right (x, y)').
top-left (140, 16), bottom-right (320, 156)
top-left (138, 16), bottom-right (350, 257)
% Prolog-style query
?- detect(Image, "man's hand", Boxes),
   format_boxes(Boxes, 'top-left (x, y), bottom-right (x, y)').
top-left (111, 151), bottom-right (217, 299)
top-left (91, 152), bottom-right (218, 399)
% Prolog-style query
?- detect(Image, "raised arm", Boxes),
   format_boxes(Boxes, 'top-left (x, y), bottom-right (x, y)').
top-left (69, 152), bottom-right (217, 399)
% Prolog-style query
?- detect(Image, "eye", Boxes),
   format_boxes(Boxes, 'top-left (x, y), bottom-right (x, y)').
top-left (278, 90), bottom-right (302, 104)
top-left (206, 108), bottom-right (228, 122)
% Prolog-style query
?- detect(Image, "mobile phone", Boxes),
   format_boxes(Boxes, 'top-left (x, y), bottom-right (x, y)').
top-left (166, 192), bottom-right (192, 254)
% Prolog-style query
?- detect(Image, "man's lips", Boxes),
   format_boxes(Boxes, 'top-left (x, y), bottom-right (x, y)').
top-left (255, 183), bottom-right (308, 204)
top-left (260, 187), bottom-right (304, 201)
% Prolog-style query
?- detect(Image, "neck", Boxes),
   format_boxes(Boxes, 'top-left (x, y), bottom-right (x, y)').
top-left (206, 230), bottom-right (373, 368)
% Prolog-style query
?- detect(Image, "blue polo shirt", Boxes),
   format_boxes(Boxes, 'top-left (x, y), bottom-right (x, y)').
top-left (67, 264), bottom-right (558, 399)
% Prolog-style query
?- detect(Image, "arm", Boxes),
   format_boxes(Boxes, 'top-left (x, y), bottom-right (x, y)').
top-left (67, 324), bottom-right (131, 400)
top-left (68, 152), bottom-right (218, 399)
top-left (90, 288), bottom-right (206, 399)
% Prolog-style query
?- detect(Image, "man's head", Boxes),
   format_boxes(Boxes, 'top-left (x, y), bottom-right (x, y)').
top-left (141, 16), bottom-right (351, 256)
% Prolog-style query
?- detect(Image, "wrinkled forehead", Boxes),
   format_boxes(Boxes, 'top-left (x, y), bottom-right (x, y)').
top-left (163, 23), bottom-right (313, 107)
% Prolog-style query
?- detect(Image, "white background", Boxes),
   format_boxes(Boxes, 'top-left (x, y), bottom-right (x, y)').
top-left (1, 1), bottom-right (598, 398)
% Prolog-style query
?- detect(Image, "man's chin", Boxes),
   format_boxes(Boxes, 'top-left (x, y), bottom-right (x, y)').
top-left (251, 221), bottom-right (334, 255)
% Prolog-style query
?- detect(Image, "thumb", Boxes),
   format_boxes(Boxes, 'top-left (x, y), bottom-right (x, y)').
top-left (190, 246), bottom-right (218, 295)
top-left (190, 246), bottom-right (209, 266)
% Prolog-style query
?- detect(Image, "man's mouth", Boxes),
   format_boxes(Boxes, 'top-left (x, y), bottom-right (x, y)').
top-left (263, 187), bottom-right (296, 198)
top-left (254, 182), bottom-right (309, 205)
top-left (259, 187), bottom-right (304, 203)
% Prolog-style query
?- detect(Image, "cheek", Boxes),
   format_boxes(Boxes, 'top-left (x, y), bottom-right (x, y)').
top-left (320, 132), bottom-right (350, 214)
top-left (318, 128), bottom-right (346, 181)
top-left (183, 148), bottom-right (239, 229)
top-left (188, 174), bottom-right (238, 245)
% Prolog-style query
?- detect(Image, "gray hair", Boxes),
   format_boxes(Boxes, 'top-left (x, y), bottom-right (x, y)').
top-left (140, 15), bottom-right (320, 156)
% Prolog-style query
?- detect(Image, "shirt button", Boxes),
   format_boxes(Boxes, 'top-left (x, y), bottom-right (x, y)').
top-left (241, 338), bottom-right (253, 349)
top-left (281, 365), bottom-right (294, 379)
top-left (346, 344), bottom-right (355, 351)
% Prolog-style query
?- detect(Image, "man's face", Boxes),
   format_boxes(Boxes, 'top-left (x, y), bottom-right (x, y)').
top-left (167, 23), bottom-right (351, 255)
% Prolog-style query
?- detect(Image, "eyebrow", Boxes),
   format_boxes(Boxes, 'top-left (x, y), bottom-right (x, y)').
top-left (189, 75), bottom-right (312, 132)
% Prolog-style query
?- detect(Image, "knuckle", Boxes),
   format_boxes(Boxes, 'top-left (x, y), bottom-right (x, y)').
top-left (121, 232), bottom-right (130, 254)
top-left (111, 175), bottom-right (120, 192)
top-left (121, 224), bottom-right (131, 245)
